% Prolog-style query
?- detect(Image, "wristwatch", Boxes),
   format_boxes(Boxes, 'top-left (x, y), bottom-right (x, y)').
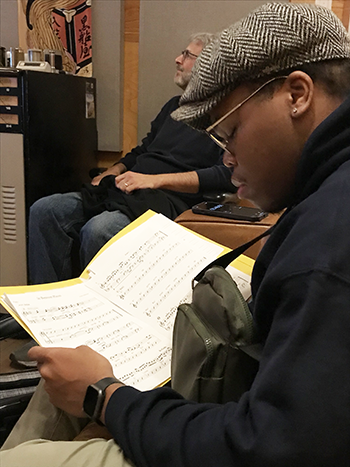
top-left (83, 377), bottom-right (121, 423)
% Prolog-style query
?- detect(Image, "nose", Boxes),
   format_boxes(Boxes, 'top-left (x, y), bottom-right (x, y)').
top-left (175, 53), bottom-right (184, 64)
top-left (223, 150), bottom-right (237, 168)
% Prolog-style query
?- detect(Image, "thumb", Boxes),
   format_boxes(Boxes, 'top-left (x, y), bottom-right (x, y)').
top-left (27, 345), bottom-right (49, 362)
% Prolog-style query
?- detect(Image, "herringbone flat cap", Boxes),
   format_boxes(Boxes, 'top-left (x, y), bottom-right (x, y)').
top-left (172, 2), bottom-right (350, 130)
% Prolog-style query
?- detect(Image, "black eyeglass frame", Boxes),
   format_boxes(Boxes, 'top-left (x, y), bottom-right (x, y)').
top-left (181, 49), bottom-right (199, 60)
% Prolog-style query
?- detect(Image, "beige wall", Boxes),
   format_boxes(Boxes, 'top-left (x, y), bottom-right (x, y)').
top-left (0, 0), bottom-right (19, 48)
top-left (91, 0), bottom-right (124, 153)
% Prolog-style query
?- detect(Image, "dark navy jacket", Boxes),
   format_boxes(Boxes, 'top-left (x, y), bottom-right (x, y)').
top-left (81, 96), bottom-right (233, 222)
top-left (105, 96), bottom-right (350, 466)
top-left (120, 96), bottom-right (234, 205)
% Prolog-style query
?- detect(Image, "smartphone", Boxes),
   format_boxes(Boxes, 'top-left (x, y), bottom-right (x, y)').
top-left (192, 201), bottom-right (268, 222)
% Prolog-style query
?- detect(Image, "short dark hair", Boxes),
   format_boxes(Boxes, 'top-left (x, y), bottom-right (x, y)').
top-left (297, 59), bottom-right (350, 98)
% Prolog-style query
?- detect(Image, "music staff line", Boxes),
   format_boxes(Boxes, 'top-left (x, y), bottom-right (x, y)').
top-left (96, 231), bottom-right (170, 291)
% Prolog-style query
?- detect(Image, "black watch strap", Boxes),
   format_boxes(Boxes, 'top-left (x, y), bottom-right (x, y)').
top-left (96, 376), bottom-right (121, 389)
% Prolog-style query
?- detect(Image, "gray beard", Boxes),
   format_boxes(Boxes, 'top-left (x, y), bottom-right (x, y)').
top-left (174, 70), bottom-right (191, 90)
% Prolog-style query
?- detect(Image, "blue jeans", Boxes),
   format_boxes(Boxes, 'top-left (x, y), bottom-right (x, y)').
top-left (28, 192), bottom-right (131, 284)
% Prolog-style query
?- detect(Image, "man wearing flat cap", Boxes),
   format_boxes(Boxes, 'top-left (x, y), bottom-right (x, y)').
top-left (2, 3), bottom-right (350, 466)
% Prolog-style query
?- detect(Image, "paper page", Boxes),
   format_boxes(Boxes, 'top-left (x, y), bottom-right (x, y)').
top-left (226, 265), bottom-right (252, 301)
top-left (3, 282), bottom-right (171, 390)
top-left (0, 277), bottom-right (85, 339)
top-left (85, 213), bottom-right (224, 336)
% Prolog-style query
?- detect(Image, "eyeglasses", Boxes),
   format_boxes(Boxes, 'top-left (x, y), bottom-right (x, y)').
top-left (181, 49), bottom-right (199, 60)
top-left (206, 76), bottom-right (288, 153)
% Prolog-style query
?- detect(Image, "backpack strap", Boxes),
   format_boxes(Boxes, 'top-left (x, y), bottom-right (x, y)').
top-left (193, 225), bottom-right (275, 283)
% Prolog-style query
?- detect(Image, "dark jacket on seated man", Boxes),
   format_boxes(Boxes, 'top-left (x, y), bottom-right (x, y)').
top-left (81, 96), bottom-right (234, 221)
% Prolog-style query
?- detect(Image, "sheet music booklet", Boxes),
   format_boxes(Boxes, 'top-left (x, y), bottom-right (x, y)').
top-left (0, 211), bottom-right (254, 391)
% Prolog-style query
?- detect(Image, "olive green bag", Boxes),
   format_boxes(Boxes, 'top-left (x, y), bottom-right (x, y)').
top-left (171, 229), bottom-right (272, 403)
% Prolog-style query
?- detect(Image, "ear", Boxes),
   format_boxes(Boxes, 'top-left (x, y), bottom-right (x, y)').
top-left (284, 71), bottom-right (314, 118)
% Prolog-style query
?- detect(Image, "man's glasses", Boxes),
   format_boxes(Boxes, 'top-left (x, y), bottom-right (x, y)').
top-left (206, 76), bottom-right (288, 153)
top-left (181, 49), bottom-right (199, 60)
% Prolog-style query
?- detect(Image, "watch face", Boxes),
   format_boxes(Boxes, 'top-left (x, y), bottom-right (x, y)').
top-left (84, 384), bottom-right (102, 418)
top-left (83, 377), bottom-right (119, 421)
